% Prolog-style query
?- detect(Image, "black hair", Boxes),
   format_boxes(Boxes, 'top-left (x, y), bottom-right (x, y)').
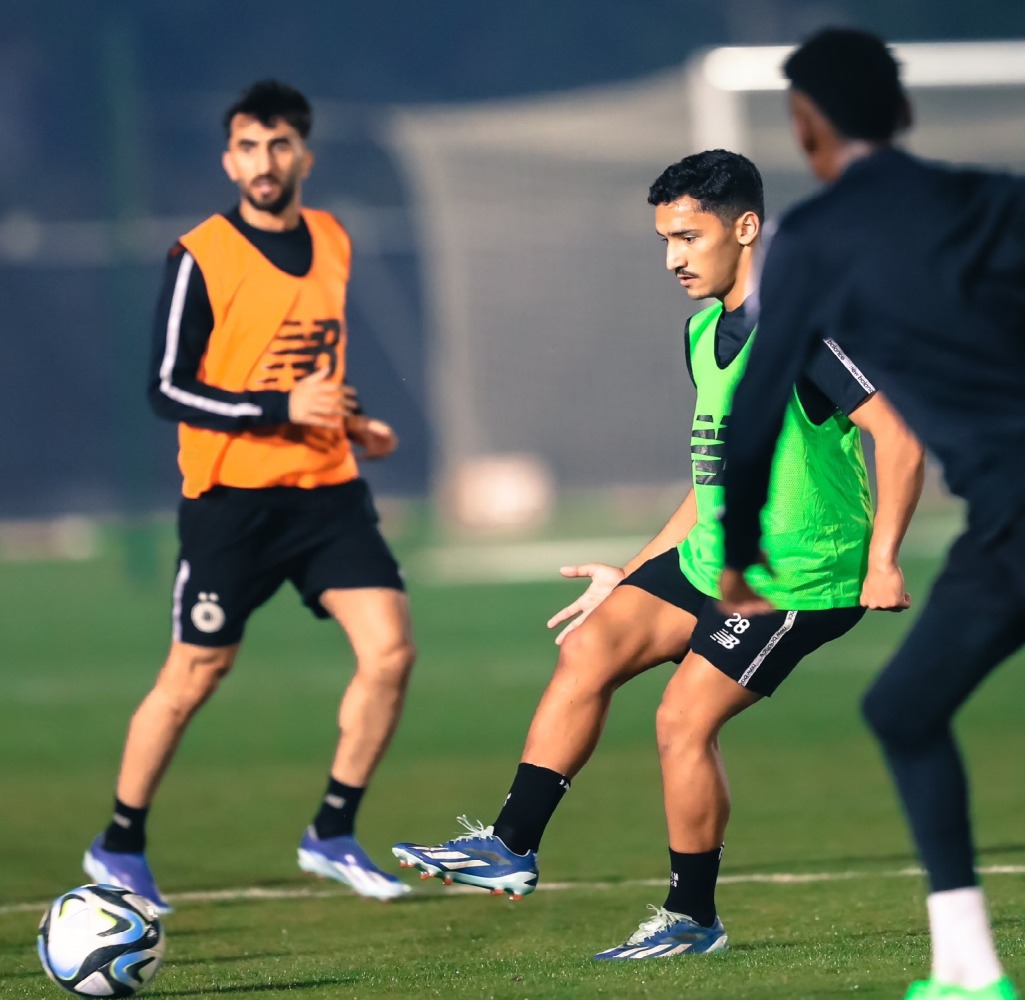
top-left (647, 149), bottom-right (764, 223)
top-left (223, 80), bottom-right (312, 139)
top-left (784, 28), bottom-right (907, 141)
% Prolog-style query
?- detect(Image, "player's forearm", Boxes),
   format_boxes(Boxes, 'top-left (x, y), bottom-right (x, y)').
top-left (623, 490), bottom-right (697, 576)
top-left (867, 423), bottom-right (925, 568)
top-left (148, 378), bottom-right (290, 431)
top-left (148, 248), bottom-right (291, 431)
top-left (721, 224), bottom-right (821, 570)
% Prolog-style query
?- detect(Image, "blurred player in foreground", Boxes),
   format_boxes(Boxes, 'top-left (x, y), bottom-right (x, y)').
top-left (83, 80), bottom-right (414, 907)
top-left (718, 28), bottom-right (1025, 1000)
top-left (394, 149), bottom-right (923, 958)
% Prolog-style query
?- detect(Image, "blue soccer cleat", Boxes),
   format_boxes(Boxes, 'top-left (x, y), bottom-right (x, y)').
top-left (593, 905), bottom-right (728, 959)
top-left (82, 835), bottom-right (173, 915)
top-left (297, 827), bottom-right (411, 901)
top-left (392, 816), bottom-right (538, 900)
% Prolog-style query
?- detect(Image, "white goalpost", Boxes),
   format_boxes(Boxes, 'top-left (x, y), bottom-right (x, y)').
top-left (687, 39), bottom-right (1025, 154)
top-left (384, 40), bottom-right (1025, 538)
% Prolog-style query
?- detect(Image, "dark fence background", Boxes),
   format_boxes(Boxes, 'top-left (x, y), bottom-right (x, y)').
top-left (2, 0), bottom-right (1022, 518)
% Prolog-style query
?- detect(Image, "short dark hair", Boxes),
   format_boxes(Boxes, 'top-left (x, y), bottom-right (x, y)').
top-left (647, 150), bottom-right (764, 223)
top-left (223, 80), bottom-right (312, 139)
top-left (784, 28), bottom-right (907, 141)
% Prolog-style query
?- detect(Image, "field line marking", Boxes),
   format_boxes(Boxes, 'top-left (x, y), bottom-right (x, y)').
top-left (4, 864), bottom-right (1024, 917)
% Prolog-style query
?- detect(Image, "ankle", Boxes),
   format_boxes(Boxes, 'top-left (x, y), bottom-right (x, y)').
top-left (102, 799), bottom-right (149, 853)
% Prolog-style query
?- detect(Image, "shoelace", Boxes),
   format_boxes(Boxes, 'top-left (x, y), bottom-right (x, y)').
top-left (625, 905), bottom-right (680, 945)
top-left (453, 815), bottom-right (495, 841)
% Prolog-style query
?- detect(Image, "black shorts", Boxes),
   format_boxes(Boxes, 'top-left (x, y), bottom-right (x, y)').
top-left (621, 548), bottom-right (865, 696)
top-left (172, 478), bottom-right (404, 647)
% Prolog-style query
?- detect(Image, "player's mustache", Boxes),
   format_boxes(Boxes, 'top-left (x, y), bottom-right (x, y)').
top-left (676, 268), bottom-right (698, 279)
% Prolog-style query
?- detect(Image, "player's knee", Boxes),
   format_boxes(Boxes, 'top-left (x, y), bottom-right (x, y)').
top-left (555, 624), bottom-right (629, 692)
top-left (655, 697), bottom-right (714, 758)
top-left (157, 646), bottom-right (235, 716)
top-left (359, 638), bottom-right (416, 690)
top-left (861, 682), bottom-right (894, 740)
top-left (861, 680), bottom-right (935, 748)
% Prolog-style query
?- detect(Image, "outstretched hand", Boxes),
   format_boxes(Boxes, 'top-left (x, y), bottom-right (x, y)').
top-left (546, 563), bottom-right (625, 645)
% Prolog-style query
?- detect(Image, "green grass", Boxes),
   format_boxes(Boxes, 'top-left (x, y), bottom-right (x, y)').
top-left (2, 518), bottom-right (1024, 998)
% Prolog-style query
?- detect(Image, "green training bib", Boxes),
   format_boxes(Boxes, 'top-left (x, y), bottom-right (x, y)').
top-left (677, 302), bottom-right (871, 609)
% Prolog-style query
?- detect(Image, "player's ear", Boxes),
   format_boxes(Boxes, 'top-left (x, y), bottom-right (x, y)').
top-left (300, 147), bottom-right (314, 181)
top-left (788, 90), bottom-right (818, 158)
top-left (222, 149), bottom-right (238, 183)
top-left (897, 95), bottom-right (914, 132)
top-left (736, 210), bottom-right (759, 247)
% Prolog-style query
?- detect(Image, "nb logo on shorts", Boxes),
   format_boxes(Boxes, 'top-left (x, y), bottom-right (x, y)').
top-left (710, 612), bottom-right (751, 649)
top-left (710, 630), bottom-right (742, 649)
top-left (191, 592), bottom-right (225, 634)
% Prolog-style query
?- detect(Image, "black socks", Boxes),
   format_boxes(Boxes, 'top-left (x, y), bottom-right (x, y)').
top-left (664, 846), bottom-right (723, 927)
top-left (492, 763), bottom-right (570, 856)
top-left (102, 799), bottom-right (150, 854)
top-left (102, 778), bottom-right (368, 853)
top-left (312, 777), bottom-right (366, 840)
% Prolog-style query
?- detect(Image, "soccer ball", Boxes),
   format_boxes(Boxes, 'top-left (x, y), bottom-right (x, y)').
top-left (37, 884), bottom-right (165, 997)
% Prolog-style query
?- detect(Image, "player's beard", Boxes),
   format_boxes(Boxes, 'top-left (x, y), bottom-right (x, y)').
top-left (243, 174), bottom-right (299, 216)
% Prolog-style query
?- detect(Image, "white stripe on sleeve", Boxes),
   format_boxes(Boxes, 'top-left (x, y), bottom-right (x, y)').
top-left (158, 252), bottom-right (263, 418)
top-left (822, 338), bottom-right (876, 394)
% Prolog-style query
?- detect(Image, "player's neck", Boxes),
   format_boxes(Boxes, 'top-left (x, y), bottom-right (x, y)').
top-left (828, 140), bottom-right (892, 182)
top-left (720, 246), bottom-right (755, 313)
top-left (238, 197), bottom-right (304, 232)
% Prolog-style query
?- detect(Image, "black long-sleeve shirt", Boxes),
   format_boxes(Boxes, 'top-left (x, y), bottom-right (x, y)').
top-left (721, 148), bottom-right (1025, 568)
top-left (147, 206), bottom-right (314, 431)
top-left (688, 299), bottom-right (875, 423)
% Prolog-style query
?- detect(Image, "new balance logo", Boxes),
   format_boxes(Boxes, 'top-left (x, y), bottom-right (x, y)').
top-left (710, 612), bottom-right (751, 649)
top-left (710, 629), bottom-right (742, 649)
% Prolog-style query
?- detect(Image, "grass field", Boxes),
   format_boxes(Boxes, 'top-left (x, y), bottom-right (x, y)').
top-left (2, 511), bottom-right (1024, 998)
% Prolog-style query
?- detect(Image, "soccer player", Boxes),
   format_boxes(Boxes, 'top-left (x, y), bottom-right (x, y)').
top-left (393, 149), bottom-right (924, 958)
top-left (83, 80), bottom-right (415, 907)
top-left (717, 29), bottom-right (1025, 1000)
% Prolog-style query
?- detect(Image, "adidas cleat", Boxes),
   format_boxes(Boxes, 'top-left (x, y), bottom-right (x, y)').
top-left (83, 835), bottom-right (173, 915)
top-left (594, 905), bottom-right (727, 959)
top-left (298, 828), bottom-right (411, 901)
top-left (392, 816), bottom-right (538, 900)
top-left (904, 978), bottom-right (1020, 1000)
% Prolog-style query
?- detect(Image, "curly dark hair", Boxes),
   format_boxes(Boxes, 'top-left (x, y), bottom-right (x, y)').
top-left (223, 80), bottom-right (312, 139)
top-left (647, 150), bottom-right (764, 223)
top-left (784, 28), bottom-right (907, 141)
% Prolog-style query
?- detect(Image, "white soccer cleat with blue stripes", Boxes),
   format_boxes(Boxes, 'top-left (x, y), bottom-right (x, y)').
top-left (298, 828), bottom-right (411, 901)
top-left (593, 905), bottom-right (728, 959)
top-left (392, 816), bottom-right (538, 900)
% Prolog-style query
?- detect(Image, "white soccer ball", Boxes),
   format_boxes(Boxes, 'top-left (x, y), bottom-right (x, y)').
top-left (37, 884), bottom-right (165, 997)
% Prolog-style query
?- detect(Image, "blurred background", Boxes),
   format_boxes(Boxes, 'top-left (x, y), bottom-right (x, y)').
top-left (5, 6), bottom-right (1025, 979)
top-left (2, 0), bottom-right (1025, 571)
